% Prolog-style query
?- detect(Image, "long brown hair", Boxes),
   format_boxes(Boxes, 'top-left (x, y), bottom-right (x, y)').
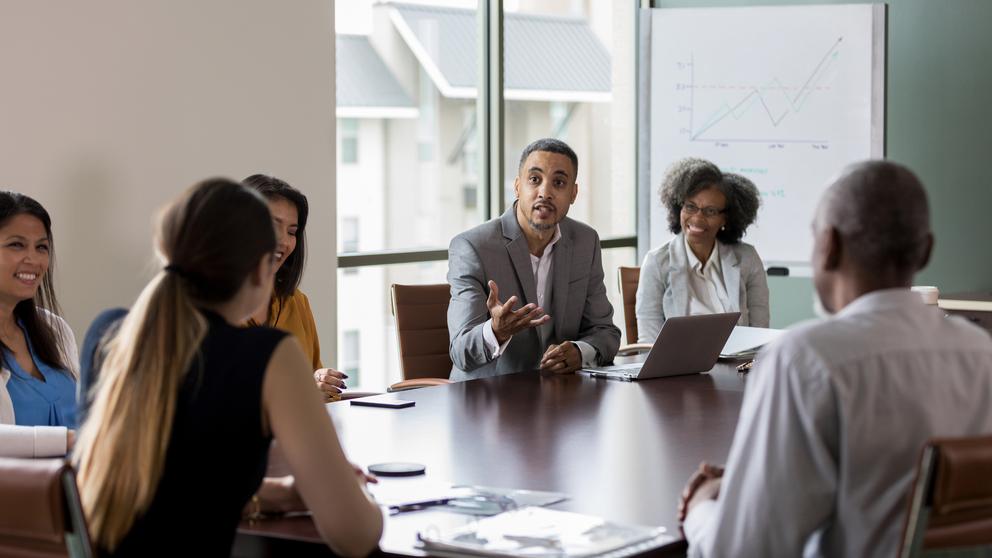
top-left (0, 191), bottom-right (68, 371)
top-left (74, 179), bottom-right (275, 551)
top-left (242, 174), bottom-right (309, 305)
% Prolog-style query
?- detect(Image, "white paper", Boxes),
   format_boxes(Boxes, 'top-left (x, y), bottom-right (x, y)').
top-left (720, 326), bottom-right (784, 358)
top-left (418, 507), bottom-right (669, 558)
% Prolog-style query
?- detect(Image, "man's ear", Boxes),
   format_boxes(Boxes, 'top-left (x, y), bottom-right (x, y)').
top-left (513, 175), bottom-right (521, 199)
top-left (822, 227), bottom-right (843, 272)
top-left (917, 232), bottom-right (934, 271)
top-left (570, 182), bottom-right (578, 205)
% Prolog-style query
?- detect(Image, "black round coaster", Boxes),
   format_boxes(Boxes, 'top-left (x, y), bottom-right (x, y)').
top-left (368, 462), bottom-right (426, 477)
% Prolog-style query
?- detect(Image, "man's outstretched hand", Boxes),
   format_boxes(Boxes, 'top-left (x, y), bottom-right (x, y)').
top-left (487, 280), bottom-right (550, 345)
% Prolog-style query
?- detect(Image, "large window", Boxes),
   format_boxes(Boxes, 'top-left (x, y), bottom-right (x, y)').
top-left (335, 1), bottom-right (638, 390)
top-left (503, 1), bottom-right (637, 340)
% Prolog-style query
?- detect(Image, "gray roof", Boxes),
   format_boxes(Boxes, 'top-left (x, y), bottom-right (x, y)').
top-left (384, 2), bottom-right (611, 102)
top-left (337, 34), bottom-right (416, 116)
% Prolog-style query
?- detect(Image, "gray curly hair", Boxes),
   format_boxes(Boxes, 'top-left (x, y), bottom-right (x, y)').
top-left (817, 160), bottom-right (931, 274)
top-left (659, 157), bottom-right (761, 243)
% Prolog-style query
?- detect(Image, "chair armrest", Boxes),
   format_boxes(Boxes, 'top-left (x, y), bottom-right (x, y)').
top-left (388, 378), bottom-right (452, 392)
top-left (617, 343), bottom-right (653, 356)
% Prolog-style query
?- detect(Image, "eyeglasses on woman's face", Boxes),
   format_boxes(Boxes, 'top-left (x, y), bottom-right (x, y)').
top-left (681, 202), bottom-right (726, 218)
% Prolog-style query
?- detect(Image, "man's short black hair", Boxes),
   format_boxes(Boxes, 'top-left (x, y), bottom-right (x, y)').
top-left (517, 138), bottom-right (578, 177)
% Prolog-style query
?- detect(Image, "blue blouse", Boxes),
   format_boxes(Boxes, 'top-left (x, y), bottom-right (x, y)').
top-left (4, 323), bottom-right (78, 429)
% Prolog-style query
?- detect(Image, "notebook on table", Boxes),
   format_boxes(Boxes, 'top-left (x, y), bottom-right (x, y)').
top-left (417, 506), bottom-right (672, 558)
top-left (579, 312), bottom-right (740, 381)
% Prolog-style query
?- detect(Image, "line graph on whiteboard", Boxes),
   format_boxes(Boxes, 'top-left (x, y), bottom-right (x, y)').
top-left (676, 37), bottom-right (845, 146)
top-left (678, 37), bottom-right (844, 149)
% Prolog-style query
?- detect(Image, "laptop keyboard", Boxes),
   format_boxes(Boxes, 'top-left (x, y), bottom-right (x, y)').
top-left (598, 363), bottom-right (643, 372)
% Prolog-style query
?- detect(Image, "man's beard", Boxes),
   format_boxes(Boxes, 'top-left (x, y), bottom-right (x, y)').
top-left (528, 219), bottom-right (555, 231)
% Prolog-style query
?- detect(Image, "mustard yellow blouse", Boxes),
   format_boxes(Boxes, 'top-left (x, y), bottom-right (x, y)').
top-left (248, 289), bottom-right (322, 370)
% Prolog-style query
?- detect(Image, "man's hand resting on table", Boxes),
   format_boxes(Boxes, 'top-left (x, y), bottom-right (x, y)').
top-left (539, 342), bottom-right (581, 374)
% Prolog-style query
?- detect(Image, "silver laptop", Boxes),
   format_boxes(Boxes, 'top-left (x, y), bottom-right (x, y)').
top-left (580, 312), bottom-right (741, 381)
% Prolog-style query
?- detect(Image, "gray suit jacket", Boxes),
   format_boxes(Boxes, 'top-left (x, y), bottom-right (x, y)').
top-left (447, 206), bottom-right (621, 381)
top-left (635, 233), bottom-right (770, 343)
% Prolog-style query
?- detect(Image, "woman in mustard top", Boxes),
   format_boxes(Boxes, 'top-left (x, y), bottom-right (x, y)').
top-left (243, 175), bottom-right (348, 401)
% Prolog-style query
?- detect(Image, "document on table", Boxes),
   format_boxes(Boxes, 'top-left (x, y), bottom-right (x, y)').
top-left (370, 480), bottom-right (568, 516)
top-left (720, 326), bottom-right (784, 359)
top-left (417, 506), bottom-right (673, 558)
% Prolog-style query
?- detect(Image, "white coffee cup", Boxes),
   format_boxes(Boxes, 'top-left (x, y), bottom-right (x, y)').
top-left (911, 286), bottom-right (940, 305)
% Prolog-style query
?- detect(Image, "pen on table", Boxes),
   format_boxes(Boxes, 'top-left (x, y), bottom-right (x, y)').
top-left (388, 498), bottom-right (453, 515)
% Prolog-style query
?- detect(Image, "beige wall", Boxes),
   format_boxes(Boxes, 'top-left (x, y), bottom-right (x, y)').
top-left (0, 0), bottom-right (338, 360)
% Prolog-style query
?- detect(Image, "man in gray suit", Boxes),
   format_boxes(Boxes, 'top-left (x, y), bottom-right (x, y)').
top-left (447, 138), bottom-right (621, 381)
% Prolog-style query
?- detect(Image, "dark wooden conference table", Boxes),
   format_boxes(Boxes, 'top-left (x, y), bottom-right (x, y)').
top-left (232, 361), bottom-right (748, 558)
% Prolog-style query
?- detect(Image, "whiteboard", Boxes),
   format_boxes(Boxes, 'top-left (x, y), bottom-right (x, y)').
top-left (644, 4), bottom-right (885, 268)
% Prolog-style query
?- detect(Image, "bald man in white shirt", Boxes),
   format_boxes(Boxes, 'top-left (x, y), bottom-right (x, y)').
top-left (679, 161), bottom-right (992, 557)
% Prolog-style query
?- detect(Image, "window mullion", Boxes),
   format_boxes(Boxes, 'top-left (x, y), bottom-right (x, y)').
top-left (478, 0), bottom-right (504, 221)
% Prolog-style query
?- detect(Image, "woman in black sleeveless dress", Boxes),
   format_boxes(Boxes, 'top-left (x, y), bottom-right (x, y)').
top-left (74, 179), bottom-right (383, 557)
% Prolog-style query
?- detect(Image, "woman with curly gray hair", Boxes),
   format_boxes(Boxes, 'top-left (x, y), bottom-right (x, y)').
top-left (635, 158), bottom-right (769, 343)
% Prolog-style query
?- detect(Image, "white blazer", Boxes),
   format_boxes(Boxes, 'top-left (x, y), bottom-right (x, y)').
top-left (635, 233), bottom-right (770, 343)
top-left (0, 309), bottom-right (79, 457)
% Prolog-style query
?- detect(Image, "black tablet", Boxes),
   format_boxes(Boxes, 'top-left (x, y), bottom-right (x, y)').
top-left (350, 396), bottom-right (415, 409)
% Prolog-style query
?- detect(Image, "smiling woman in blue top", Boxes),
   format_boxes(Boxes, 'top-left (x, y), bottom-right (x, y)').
top-left (636, 158), bottom-right (769, 344)
top-left (0, 191), bottom-right (79, 458)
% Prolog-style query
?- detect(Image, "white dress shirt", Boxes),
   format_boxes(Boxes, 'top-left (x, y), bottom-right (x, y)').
top-left (483, 226), bottom-right (596, 367)
top-left (685, 289), bottom-right (992, 558)
top-left (684, 236), bottom-right (732, 316)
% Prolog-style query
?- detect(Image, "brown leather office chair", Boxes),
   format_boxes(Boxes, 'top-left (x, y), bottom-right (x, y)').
top-left (388, 283), bottom-right (453, 392)
top-left (617, 266), bottom-right (651, 356)
top-left (898, 435), bottom-right (992, 557)
top-left (0, 458), bottom-right (94, 558)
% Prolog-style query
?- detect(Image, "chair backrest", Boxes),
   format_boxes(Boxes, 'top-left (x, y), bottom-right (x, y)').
top-left (898, 435), bottom-right (992, 558)
top-left (617, 266), bottom-right (640, 345)
top-left (390, 283), bottom-right (452, 381)
top-left (0, 458), bottom-right (94, 558)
